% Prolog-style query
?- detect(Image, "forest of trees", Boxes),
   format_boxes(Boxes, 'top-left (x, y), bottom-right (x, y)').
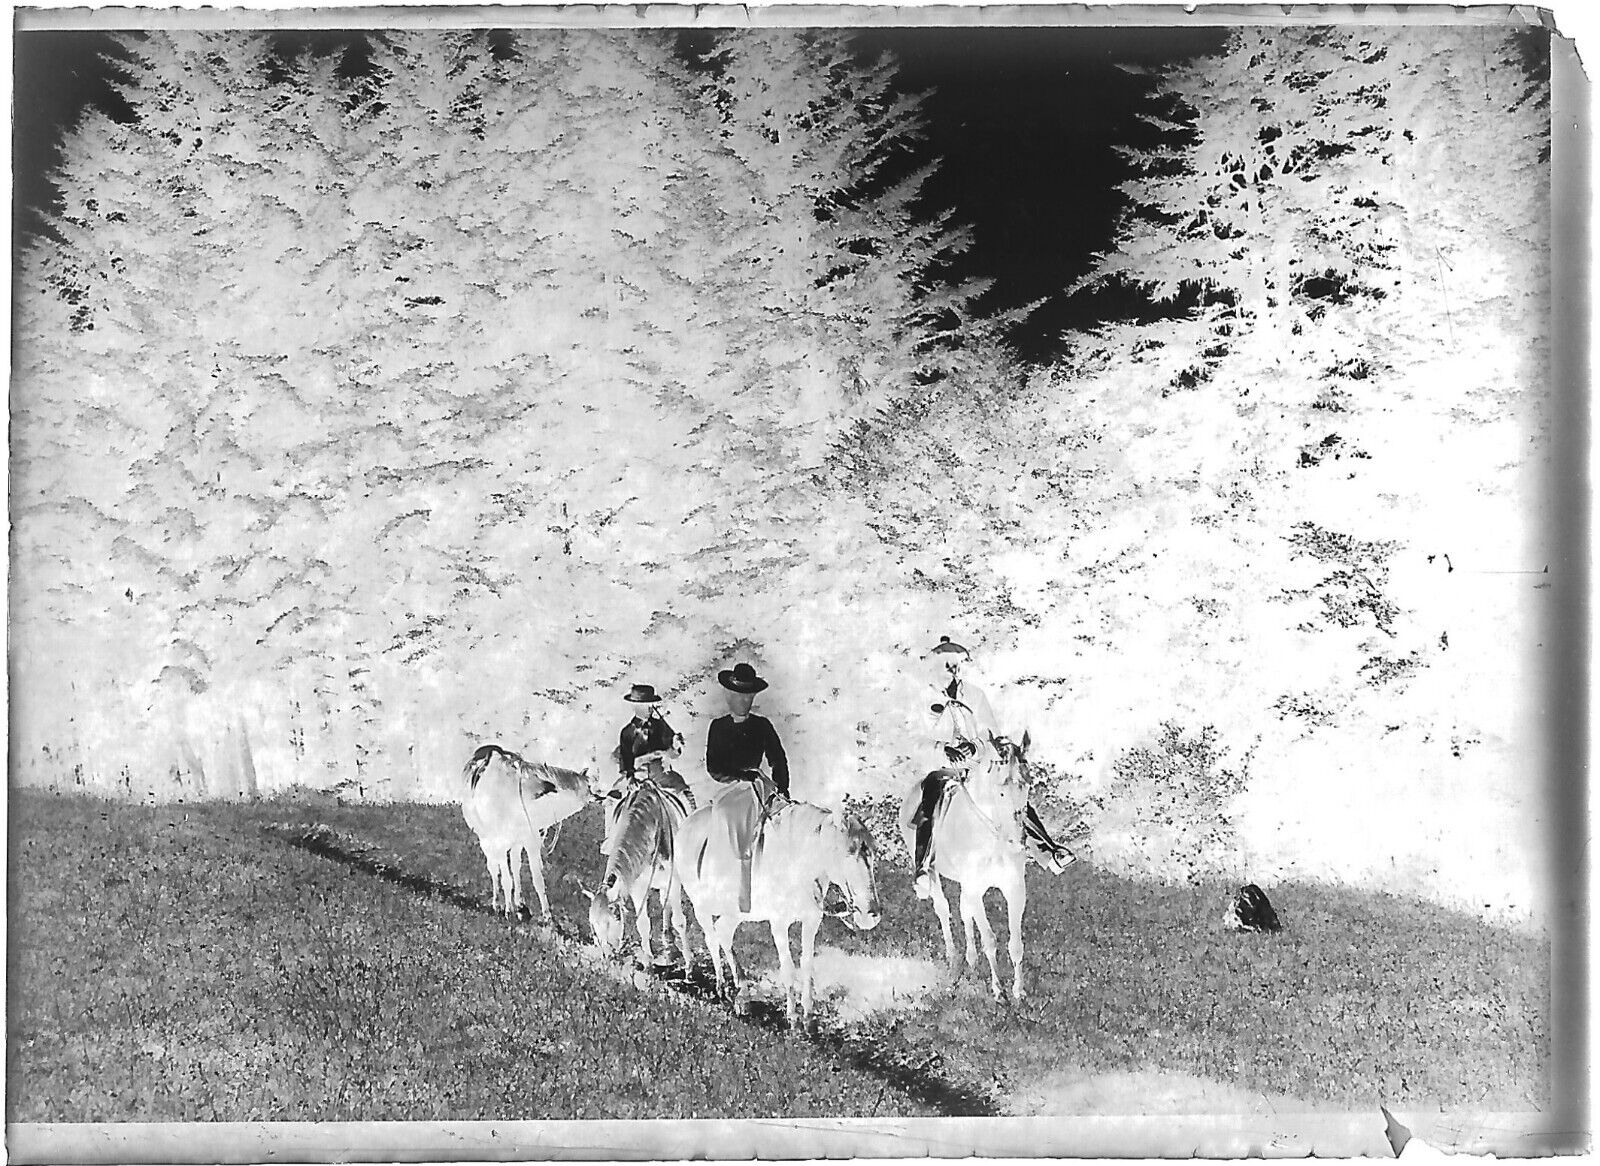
top-left (10, 25), bottom-right (1553, 918)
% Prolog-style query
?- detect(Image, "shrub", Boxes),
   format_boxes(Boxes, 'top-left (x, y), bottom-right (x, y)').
top-left (1091, 723), bottom-right (1249, 883)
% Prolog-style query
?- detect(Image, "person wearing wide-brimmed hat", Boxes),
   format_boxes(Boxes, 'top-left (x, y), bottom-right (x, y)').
top-left (908, 637), bottom-right (997, 897)
top-left (929, 635), bottom-right (1000, 758)
top-left (617, 683), bottom-right (684, 785)
top-left (706, 662), bottom-right (790, 911)
top-left (910, 636), bottom-right (1074, 899)
top-left (602, 682), bottom-right (689, 856)
top-left (706, 663), bottom-right (789, 795)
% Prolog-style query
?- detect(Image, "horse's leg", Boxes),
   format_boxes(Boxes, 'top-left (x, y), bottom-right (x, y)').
top-left (481, 847), bottom-right (502, 914)
top-left (961, 886), bottom-right (982, 971)
top-left (526, 843), bottom-right (553, 922)
top-left (508, 844), bottom-right (529, 918)
top-left (770, 917), bottom-right (797, 1029)
top-left (632, 884), bottom-right (654, 969)
top-left (716, 917), bottom-right (745, 1010)
top-left (699, 908), bottom-right (726, 995)
top-left (799, 914), bottom-right (819, 1030)
top-left (668, 879), bottom-right (691, 973)
top-left (502, 848), bottom-right (520, 917)
top-left (697, 902), bottom-right (728, 998)
top-left (965, 885), bottom-right (1004, 1002)
top-left (1005, 872), bottom-right (1028, 1001)
top-left (928, 874), bottom-right (960, 977)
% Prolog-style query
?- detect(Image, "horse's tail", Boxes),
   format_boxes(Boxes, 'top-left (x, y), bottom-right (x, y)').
top-left (464, 744), bottom-right (508, 791)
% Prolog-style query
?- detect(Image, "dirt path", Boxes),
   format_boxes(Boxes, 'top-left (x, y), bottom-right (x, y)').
top-left (1005, 1066), bottom-right (1357, 1117)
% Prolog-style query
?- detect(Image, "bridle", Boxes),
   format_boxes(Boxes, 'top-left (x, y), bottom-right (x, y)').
top-left (821, 816), bottom-right (876, 924)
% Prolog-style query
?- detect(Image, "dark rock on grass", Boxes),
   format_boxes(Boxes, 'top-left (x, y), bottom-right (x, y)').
top-left (1223, 883), bottom-right (1283, 932)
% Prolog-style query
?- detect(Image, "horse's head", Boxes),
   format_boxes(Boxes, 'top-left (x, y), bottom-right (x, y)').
top-left (576, 876), bottom-right (625, 958)
top-left (983, 729), bottom-right (1034, 835)
top-left (585, 760), bottom-right (627, 803)
top-left (830, 813), bottom-right (882, 932)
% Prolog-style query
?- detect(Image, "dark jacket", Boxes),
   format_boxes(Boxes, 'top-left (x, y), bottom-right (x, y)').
top-left (619, 713), bottom-right (681, 778)
top-left (706, 714), bottom-right (789, 795)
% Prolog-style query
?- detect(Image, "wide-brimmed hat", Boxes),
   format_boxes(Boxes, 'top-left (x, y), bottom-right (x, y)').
top-left (623, 683), bottom-right (662, 704)
top-left (717, 663), bottom-right (769, 694)
top-left (931, 635), bottom-right (970, 657)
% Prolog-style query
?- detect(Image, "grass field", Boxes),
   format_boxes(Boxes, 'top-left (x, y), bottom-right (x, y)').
top-left (7, 789), bottom-right (1550, 1121)
top-left (6, 791), bottom-right (941, 1121)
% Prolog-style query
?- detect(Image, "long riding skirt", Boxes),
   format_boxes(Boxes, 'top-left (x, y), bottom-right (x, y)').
top-left (912, 768), bottom-right (960, 872)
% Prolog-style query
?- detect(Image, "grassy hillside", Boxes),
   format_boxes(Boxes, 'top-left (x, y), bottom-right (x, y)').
top-left (8, 790), bottom-right (1550, 1121)
top-left (5, 792), bottom-right (940, 1122)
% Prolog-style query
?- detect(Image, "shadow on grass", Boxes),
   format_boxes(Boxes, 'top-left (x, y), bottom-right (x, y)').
top-left (267, 819), bottom-right (1000, 1118)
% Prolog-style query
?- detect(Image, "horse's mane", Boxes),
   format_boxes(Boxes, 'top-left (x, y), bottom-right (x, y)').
top-left (463, 744), bottom-right (588, 796)
top-left (839, 811), bottom-right (876, 859)
top-left (604, 783), bottom-right (684, 892)
top-left (784, 802), bottom-right (875, 859)
top-left (775, 800), bottom-right (829, 835)
top-left (463, 743), bottom-right (506, 790)
top-left (531, 760), bottom-right (591, 796)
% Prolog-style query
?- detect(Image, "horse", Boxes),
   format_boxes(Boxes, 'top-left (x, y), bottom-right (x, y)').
top-left (900, 730), bottom-right (1040, 1001)
top-left (585, 769), bottom-right (695, 969)
top-left (460, 744), bottom-right (594, 922)
top-left (675, 788), bottom-right (882, 1029)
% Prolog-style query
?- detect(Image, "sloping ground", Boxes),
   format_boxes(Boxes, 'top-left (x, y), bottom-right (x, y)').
top-left (8, 791), bottom-right (1552, 1123)
top-left (876, 865), bottom-right (1550, 1113)
top-left (262, 795), bottom-right (1558, 1112)
top-left (5, 792), bottom-right (941, 1122)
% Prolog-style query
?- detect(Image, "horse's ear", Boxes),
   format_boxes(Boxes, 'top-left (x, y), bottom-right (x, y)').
top-left (1020, 730), bottom-right (1031, 756)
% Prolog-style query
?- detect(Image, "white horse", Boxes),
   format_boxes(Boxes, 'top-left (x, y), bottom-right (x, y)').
top-left (900, 731), bottom-right (1041, 1001)
top-left (461, 744), bottom-right (594, 921)
top-left (584, 772), bottom-right (695, 968)
top-left (675, 788), bottom-right (882, 1029)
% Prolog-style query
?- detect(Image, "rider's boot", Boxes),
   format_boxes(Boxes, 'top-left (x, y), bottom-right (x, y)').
top-left (1023, 802), bottom-right (1076, 869)
top-left (911, 773), bottom-right (947, 900)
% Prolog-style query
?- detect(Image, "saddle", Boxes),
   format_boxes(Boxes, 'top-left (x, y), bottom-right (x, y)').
top-left (923, 764), bottom-right (970, 819)
top-left (695, 776), bottom-right (786, 906)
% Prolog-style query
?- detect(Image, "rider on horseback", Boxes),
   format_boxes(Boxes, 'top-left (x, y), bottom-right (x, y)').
top-left (910, 636), bottom-right (1074, 899)
top-left (605, 683), bottom-right (689, 855)
top-left (617, 683), bottom-right (686, 786)
top-left (705, 662), bottom-right (790, 912)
